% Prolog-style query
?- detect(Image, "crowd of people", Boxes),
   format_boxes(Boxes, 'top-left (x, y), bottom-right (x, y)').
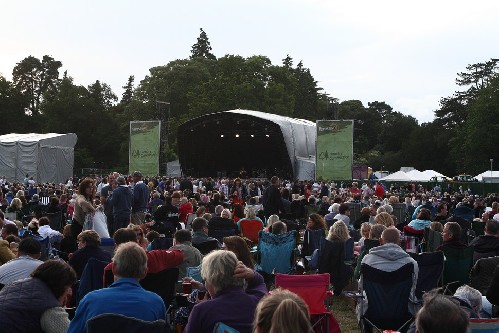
top-left (0, 172), bottom-right (498, 332)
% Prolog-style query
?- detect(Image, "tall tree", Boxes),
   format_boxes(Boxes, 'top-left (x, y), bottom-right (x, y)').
top-left (0, 75), bottom-right (30, 134)
top-left (460, 75), bottom-right (499, 174)
top-left (12, 55), bottom-right (62, 115)
top-left (190, 28), bottom-right (216, 60)
top-left (121, 75), bottom-right (135, 105)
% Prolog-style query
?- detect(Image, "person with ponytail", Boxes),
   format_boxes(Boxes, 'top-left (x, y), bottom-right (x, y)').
top-left (253, 289), bottom-right (313, 333)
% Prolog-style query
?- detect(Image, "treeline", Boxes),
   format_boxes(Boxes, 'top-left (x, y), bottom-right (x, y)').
top-left (0, 29), bottom-right (497, 176)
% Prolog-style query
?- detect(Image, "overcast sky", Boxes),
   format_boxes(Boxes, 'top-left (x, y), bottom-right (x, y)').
top-left (2, 0), bottom-right (498, 123)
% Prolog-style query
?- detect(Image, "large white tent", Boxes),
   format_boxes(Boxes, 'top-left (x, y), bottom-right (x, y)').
top-left (475, 170), bottom-right (499, 183)
top-left (0, 133), bottom-right (77, 184)
top-left (405, 169), bottom-right (430, 182)
top-left (380, 169), bottom-right (451, 182)
top-left (380, 170), bottom-right (412, 182)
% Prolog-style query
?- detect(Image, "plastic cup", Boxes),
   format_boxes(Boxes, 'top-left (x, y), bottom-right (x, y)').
top-left (182, 281), bottom-right (192, 294)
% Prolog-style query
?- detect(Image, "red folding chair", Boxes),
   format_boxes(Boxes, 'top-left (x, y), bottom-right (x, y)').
top-left (239, 219), bottom-right (263, 244)
top-left (274, 273), bottom-right (341, 333)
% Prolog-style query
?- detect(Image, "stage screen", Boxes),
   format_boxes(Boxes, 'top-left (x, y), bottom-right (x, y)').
top-left (129, 121), bottom-right (160, 176)
top-left (316, 120), bottom-right (353, 180)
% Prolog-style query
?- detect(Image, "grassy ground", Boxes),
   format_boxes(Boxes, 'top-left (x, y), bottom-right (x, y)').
top-left (331, 294), bottom-right (361, 333)
top-left (330, 279), bottom-right (361, 333)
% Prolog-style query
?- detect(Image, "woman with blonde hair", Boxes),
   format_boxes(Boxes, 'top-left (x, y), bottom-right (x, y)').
top-left (374, 212), bottom-right (394, 228)
top-left (6, 198), bottom-right (23, 220)
top-left (253, 288), bottom-right (312, 333)
top-left (327, 221), bottom-right (350, 242)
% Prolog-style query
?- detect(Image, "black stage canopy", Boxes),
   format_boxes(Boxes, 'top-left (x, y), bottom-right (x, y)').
top-left (177, 110), bottom-right (316, 179)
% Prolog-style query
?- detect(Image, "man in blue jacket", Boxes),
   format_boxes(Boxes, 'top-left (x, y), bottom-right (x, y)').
top-left (109, 176), bottom-right (133, 232)
top-left (131, 171), bottom-right (149, 225)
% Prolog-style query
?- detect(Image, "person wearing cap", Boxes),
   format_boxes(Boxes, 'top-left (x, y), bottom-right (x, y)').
top-left (108, 176), bottom-right (133, 232)
top-left (131, 171), bottom-right (149, 225)
top-left (0, 237), bottom-right (43, 286)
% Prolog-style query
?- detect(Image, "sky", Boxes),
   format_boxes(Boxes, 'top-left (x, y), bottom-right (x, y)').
top-left (2, 0), bottom-right (499, 124)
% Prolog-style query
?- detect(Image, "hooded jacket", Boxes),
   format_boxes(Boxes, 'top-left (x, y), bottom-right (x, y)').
top-left (357, 243), bottom-right (419, 319)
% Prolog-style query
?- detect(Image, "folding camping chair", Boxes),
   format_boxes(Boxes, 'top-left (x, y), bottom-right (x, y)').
top-left (239, 219), bottom-right (263, 244)
top-left (409, 251), bottom-right (444, 301)
top-left (359, 263), bottom-right (415, 333)
top-left (442, 246), bottom-right (474, 291)
top-left (423, 227), bottom-right (442, 252)
top-left (469, 318), bottom-right (499, 333)
top-left (140, 267), bottom-right (179, 308)
top-left (318, 238), bottom-right (353, 295)
top-left (208, 228), bottom-right (236, 244)
top-left (86, 313), bottom-right (168, 333)
top-left (274, 273), bottom-right (341, 333)
top-left (470, 256), bottom-right (499, 294)
top-left (302, 229), bottom-right (326, 257)
top-left (255, 230), bottom-right (297, 281)
top-left (77, 258), bottom-right (110, 304)
top-left (192, 239), bottom-right (219, 255)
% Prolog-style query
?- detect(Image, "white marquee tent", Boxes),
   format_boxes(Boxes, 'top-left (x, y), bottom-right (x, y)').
top-left (475, 170), bottom-right (499, 183)
top-left (405, 169), bottom-right (429, 182)
top-left (381, 169), bottom-right (450, 182)
top-left (0, 133), bottom-right (77, 184)
top-left (380, 170), bottom-right (412, 182)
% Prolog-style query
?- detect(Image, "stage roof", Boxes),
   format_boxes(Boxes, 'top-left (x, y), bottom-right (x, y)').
top-left (177, 110), bottom-right (316, 179)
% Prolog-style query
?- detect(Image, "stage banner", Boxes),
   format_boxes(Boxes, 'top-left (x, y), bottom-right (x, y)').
top-left (129, 121), bottom-right (161, 176)
top-left (316, 120), bottom-right (353, 180)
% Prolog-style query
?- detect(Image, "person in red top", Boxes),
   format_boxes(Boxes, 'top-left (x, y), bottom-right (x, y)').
top-left (374, 182), bottom-right (385, 199)
top-left (103, 228), bottom-right (183, 286)
top-left (178, 197), bottom-right (193, 223)
top-left (350, 182), bottom-right (361, 196)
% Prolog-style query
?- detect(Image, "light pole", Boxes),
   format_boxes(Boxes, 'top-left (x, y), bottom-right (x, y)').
top-left (156, 101), bottom-right (170, 175)
top-left (491, 158), bottom-right (494, 177)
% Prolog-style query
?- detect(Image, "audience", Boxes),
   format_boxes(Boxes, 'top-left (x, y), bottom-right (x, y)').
top-left (0, 237), bottom-right (43, 286)
top-left (437, 222), bottom-right (468, 251)
top-left (69, 230), bottom-right (112, 278)
top-left (184, 250), bottom-right (267, 333)
top-left (0, 260), bottom-right (77, 333)
top-left (68, 242), bottom-right (166, 333)
top-left (357, 228), bottom-right (419, 321)
top-left (254, 288), bottom-right (313, 333)
top-left (452, 284), bottom-right (482, 318)
top-left (413, 293), bottom-right (469, 333)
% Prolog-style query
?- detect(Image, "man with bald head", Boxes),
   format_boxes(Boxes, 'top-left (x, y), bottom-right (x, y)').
top-left (357, 228), bottom-right (419, 321)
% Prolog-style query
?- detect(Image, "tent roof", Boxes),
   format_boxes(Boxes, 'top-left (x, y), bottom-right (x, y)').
top-left (226, 110), bottom-right (316, 127)
top-left (0, 133), bottom-right (77, 146)
top-left (177, 110), bottom-right (316, 178)
top-left (422, 170), bottom-right (448, 179)
top-left (406, 169), bottom-right (430, 181)
top-left (380, 170), bottom-right (412, 182)
top-left (475, 170), bottom-right (499, 181)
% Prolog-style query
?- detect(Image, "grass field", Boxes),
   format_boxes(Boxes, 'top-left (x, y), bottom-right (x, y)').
top-left (331, 294), bottom-right (361, 333)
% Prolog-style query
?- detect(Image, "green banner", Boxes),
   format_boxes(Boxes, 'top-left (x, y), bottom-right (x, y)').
top-left (316, 120), bottom-right (353, 180)
top-left (129, 121), bottom-right (160, 176)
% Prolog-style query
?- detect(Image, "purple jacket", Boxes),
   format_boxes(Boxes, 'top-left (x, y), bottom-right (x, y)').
top-left (184, 272), bottom-right (267, 333)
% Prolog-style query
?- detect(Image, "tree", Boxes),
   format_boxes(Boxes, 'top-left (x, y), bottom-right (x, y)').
top-left (87, 80), bottom-right (118, 112)
top-left (190, 28), bottom-right (216, 60)
top-left (12, 55), bottom-right (62, 115)
top-left (0, 75), bottom-right (30, 134)
top-left (293, 61), bottom-right (320, 119)
top-left (460, 75), bottom-right (499, 174)
top-left (121, 75), bottom-right (135, 105)
top-left (282, 54), bottom-right (293, 68)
